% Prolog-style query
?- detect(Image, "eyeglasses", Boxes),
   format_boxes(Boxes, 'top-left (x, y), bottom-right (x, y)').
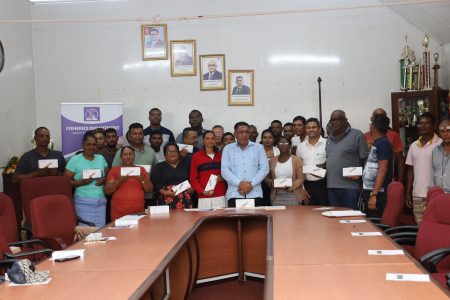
top-left (329, 117), bottom-right (345, 123)
top-left (208, 64), bottom-right (216, 67)
top-left (236, 131), bottom-right (249, 135)
top-left (278, 142), bottom-right (290, 146)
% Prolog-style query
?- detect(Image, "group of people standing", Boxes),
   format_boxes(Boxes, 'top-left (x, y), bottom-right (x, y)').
top-left (13, 106), bottom-right (449, 228)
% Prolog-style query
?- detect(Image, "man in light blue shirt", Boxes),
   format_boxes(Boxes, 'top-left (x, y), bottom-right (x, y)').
top-left (221, 121), bottom-right (269, 207)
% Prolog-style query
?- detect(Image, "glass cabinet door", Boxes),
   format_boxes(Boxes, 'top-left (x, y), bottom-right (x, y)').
top-left (396, 96), bottom-right (430, 150)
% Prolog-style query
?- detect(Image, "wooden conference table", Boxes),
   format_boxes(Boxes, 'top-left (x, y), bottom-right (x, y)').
top-left (0, 206), bottom-right (449, 299)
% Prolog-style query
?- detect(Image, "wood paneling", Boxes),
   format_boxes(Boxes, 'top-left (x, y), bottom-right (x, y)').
top-left (242, 217), bottom-right (267, 275)
top-left (195, 218), bottom-right (239, 279)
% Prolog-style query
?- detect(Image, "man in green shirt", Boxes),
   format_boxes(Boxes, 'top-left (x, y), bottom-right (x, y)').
top-left (112, 123), bottom-right (157, 168)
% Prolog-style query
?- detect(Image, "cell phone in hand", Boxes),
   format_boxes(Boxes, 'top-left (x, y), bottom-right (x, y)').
top-left (55, 255), bottom-right (80, 262)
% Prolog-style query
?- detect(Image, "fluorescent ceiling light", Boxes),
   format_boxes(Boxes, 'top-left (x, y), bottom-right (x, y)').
top-left (29, 0), bottom-right (115, 3)
top-left (269, 54), bottom-right (341, 65)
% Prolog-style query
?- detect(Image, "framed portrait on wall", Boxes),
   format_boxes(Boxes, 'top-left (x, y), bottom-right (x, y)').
top-left (228, 70), bottom-right (254, 106)
top-left (199, 54), bottom-right (226, 91)
top-left (170, 40), bottom-right (196, 76)
top-left (141, 24), bottom-right (168, 60)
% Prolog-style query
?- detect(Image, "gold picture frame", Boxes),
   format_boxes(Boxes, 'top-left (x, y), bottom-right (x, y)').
top-left (228, 70), bottom-right (254, 106)
top-left (199, 54), bottom-right (226, 91)
top-left (141, 24), bottom-right (168, 61)
top-left (170, 40), bottom-right (197, 77)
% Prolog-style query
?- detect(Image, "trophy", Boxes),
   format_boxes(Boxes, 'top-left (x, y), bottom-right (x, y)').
top-left (400, 34), bottom-right (413, 91)
top-left (422, 31), bottom-right (431, 90)
top-left (399, 101), bottom-right (408, 127)
top-left (433, 51), bottom-right (440, 88)
top-left (417, 99), bottom-right (425, 115)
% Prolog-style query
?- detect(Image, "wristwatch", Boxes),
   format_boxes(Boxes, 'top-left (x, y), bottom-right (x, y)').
top-left (370, 191), bottom-right (378, 197)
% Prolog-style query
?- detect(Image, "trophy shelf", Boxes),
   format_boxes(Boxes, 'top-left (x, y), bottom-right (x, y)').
top-left (391, 87), bottom-right (449, 153)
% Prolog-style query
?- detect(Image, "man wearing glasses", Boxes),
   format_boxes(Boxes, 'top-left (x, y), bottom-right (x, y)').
top-left (326, 110), bottom-right (369, 209)
top-left (429, 119), bottom-right (450, 193)
top-left (221, 121), bottom-right (269, 207)
top-left (203, 60), bottom-right (222, 80)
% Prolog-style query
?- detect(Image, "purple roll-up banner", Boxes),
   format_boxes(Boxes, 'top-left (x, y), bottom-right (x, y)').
top-left (61, 103), bottom-right (123, 158)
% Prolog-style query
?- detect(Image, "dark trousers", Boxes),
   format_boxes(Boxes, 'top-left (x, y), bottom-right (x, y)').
top-left (261, 182), bottom-right (272, 206)
top-left (304, 179), bottom-right (328, 206)
top-left (360, 190), bottom-right (387, 218)
top-left (228, 197), bottom-right (265, 208)
top-left (328, 188), bottom-right (359, 210)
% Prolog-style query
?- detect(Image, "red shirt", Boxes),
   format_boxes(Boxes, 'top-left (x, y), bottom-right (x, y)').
top-left (364, 129), bottom-right (403, 153)
top-left (107, 166), bottom-right (149, 221)
top-left (190, 149), bottom-right (227, 198)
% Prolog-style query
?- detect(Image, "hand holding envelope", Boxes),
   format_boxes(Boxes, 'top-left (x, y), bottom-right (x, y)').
top-left (342, 167), bottom-right (362, 180)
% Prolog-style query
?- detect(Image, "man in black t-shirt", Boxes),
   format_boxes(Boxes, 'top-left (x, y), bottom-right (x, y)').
top-left (13, 127), bottom-right (66, 183)
top-left (143, 108), bottom-right (175, 149)
top-left (361, 115), bottom-right (393, 218)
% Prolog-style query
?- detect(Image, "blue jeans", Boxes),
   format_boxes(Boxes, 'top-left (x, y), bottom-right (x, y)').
top-left (327, 188), bottom-right (359, 210)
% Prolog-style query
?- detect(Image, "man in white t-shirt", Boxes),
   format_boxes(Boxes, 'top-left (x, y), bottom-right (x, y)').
top-left (405, 112), bottom-right (441, 225)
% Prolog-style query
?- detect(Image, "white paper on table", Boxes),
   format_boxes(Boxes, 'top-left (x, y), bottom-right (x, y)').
top-left (236, 199), bottom-right (255, 208)
top-left (274, 178), bottom-right (293, 188)
top-left (137, 164), bottom-right (151, 173)
top-left (342, 167), bottom-right (363, 177)
top-left (177, 143), bottom-right (193, 153)
top-left (386, 273), bottom-right (430, 282)
top-left (205, 174), bottom-right (218, 191)
top-left (107, 225), bottom-right (135, 229)
top-left (172, 180), bottom-right (191, 195)
top-left (120, 167), bottom-right (140, 176)
top-left (51, 249), bottom-right (85, 260)
top-left (115, 214), bottom-right (145, 226)
top-left (351, 232), bottom-right (383, 237)
top-left (82, 169), bottom-right (102, 179)
top-left (368, 250), bottom-right (404, 256)
top-left (339, 219), bottom-right (367, 224)
top-left (312, 207), bottom-right (335, 211)
top-left (184, 208), bottom-right (214, 212)
top-left (322, 210), bottom-right (366, 217)
top-left (264, 206), bottom-right (286, 210)
top-left (38, 159), bottom-right (58, 169)
top-left (150, 205), bottom-right (170, 214)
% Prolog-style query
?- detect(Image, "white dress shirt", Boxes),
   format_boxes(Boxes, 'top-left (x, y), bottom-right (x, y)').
top-left (296, 136), bottom-right (327, 181)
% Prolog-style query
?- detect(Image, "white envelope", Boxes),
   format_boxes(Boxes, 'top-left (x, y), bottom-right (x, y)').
top-left (172, 180), bottom-right (191, 195)
top-left (120, 167), bottom-right (141, 176)
top-left (236, 198), bottom-right (255, 208)
top-left (303, 165), bottom-right (326, 178)
top-left (311, 167), bottom-right (326, 178)
top-left (273, 178), bottom-right (293, 188)
top-left (342, 167), bottom-right (363, 177)
top-left (303, 165), bottom-right (314, 174)
top-left (38, 159), bottom-right (58, 169)
top-left (137, 164), bottom-right (151, 173)
top-left (205, 174), bottom-right (218, 191)
top-left (177, 143), bottom-right (194, 153)
top-left (82, 169), bottom-right (102, 179)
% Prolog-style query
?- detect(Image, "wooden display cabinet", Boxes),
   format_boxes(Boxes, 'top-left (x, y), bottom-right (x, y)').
top-left (391, 87), bottom-right (449, 152)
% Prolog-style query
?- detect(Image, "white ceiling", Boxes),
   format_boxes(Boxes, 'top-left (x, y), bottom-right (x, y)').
top-left (381, 0), bottom-right (450, 44)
